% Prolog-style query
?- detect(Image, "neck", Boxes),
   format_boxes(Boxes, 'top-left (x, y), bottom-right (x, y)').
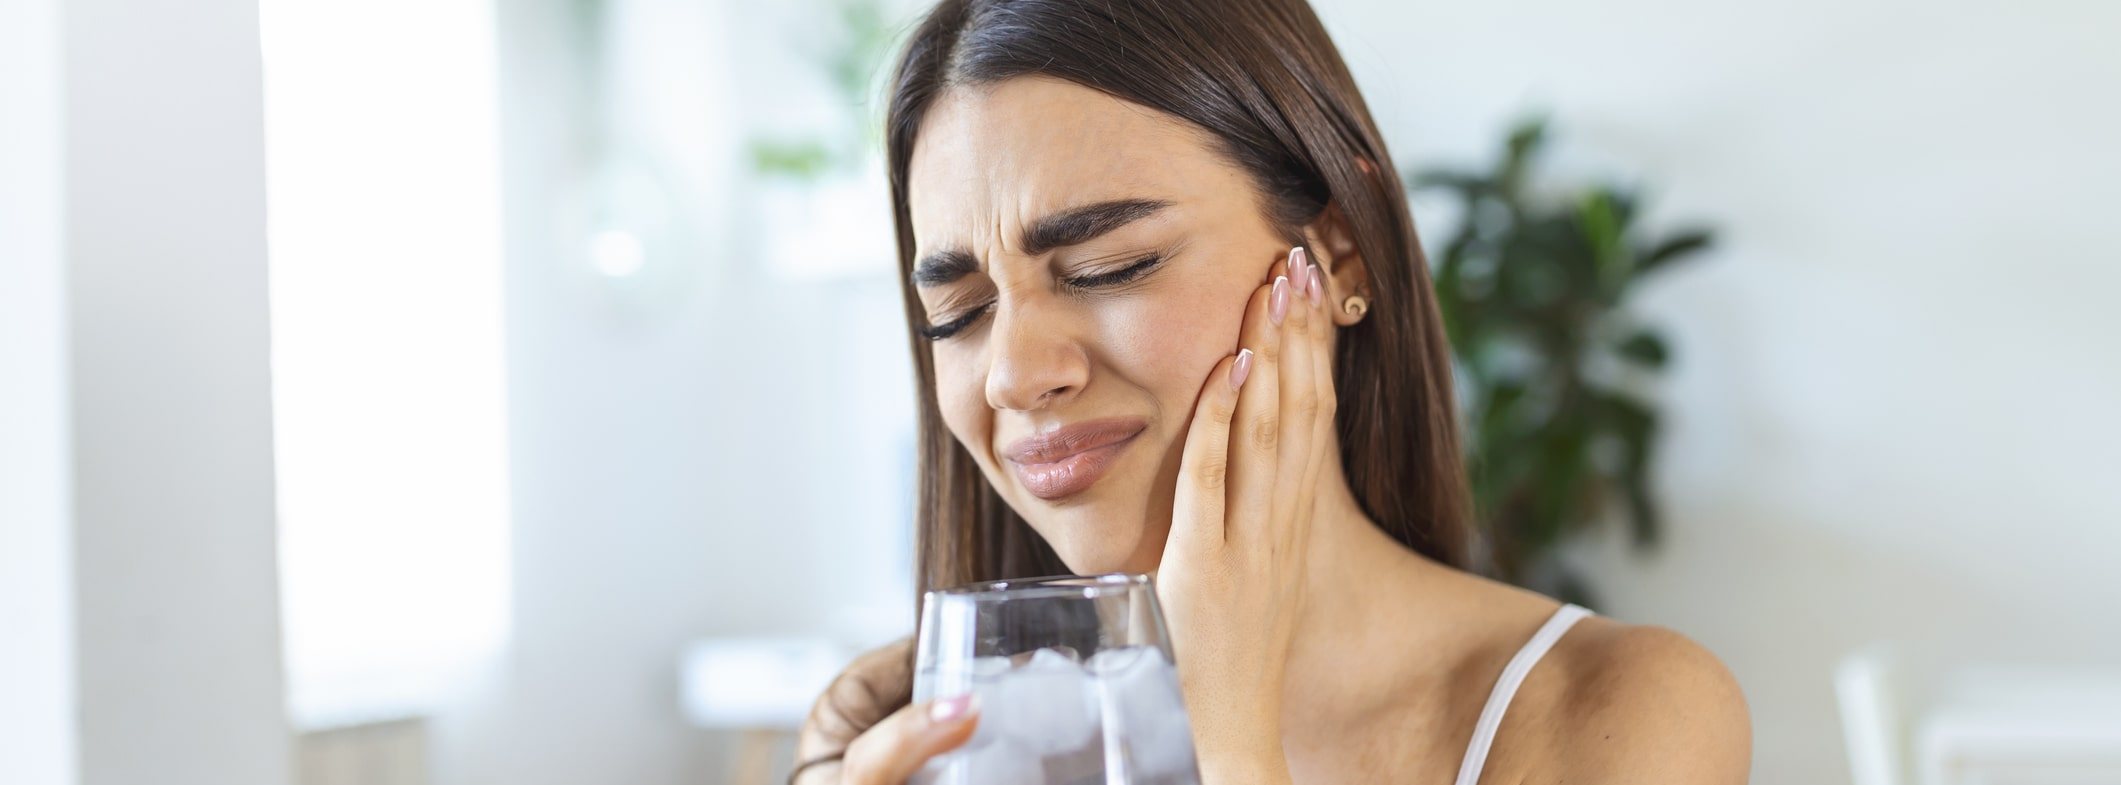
top-left (1279, 468), bottom-right (1453, 724)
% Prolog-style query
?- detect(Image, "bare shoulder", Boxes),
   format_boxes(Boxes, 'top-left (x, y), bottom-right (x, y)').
top-left (1535, 617), bottom-right (1753, 784)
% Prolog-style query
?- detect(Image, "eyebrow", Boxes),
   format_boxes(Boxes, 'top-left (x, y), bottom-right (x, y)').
top-left (912, 198), bottom-right (1173, 287)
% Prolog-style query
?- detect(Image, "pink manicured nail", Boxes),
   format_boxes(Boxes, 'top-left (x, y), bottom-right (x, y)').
top-left (929, 693), bottom-right (975, 723)
top-left (1231, 348), bottom-right (1254, 390)
top-left (1289, 247), bottom-right (1311, 296)
top-left (1307, 262), bottom-right (1325, 305)
top-left (1269, 275), bottom-right (1290, 325)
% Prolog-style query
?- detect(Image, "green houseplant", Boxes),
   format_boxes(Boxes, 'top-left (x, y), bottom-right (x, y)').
top-left (1412, 117), bottom-right (1715, 605)
top-left (746, 0), bottom-right (897, 180)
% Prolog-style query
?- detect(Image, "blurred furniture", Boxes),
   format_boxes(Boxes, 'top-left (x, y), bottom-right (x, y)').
top-left (681, 637), bottom-right (852, 785)
top-left (296, 717), bottom-right (428, 785)
top-left (1837, 647), bottom-right (2121, 785)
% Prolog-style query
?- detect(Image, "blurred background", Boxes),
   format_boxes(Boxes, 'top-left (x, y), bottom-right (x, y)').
top-left (3, 0), bottom-right (2116, 784)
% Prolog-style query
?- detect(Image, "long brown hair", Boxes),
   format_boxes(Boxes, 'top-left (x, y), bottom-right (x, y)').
top-left (885, 0), bottom-right (1472, 601)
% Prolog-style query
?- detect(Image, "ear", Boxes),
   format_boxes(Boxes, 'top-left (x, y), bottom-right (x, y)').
top-left (1301, 200), bottom-right (1371, 327)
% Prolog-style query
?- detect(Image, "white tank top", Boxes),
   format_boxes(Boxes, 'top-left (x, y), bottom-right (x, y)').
top-left (1452, 603), bottom-right (1593, 785)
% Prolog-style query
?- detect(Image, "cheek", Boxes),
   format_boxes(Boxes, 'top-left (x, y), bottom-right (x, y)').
top-left (931, 350), bottom-right (992, 459)
top-left (1096, 286), bottom-right (1247, 418)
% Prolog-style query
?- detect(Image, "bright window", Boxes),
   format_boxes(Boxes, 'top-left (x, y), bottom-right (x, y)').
top-left (260, 0), bottom-right (512, 728)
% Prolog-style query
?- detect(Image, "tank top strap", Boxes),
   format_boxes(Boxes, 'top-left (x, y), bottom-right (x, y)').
top-left (1452, 603), bottom-right (1593, 785)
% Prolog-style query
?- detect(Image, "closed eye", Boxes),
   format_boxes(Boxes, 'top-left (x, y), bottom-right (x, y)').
top-left (1064, 253), bottom-right (1163, 289)
top-left (918, 254), bottom-right (1164, 342)
top-left (918, 302), bottom-right (993, 341)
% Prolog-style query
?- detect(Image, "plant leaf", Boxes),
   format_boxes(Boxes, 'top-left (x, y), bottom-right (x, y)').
top-left (1604, 394), bottom-right (1662, 549)
top-left (1578, 191), bottom-right (1629, 303)
top-left (1412, 169), bottom-right (1492, 196)
top-left (747, 138), bottom-right (834, 178)
top-left (1615, 330), bottom-right (1670, 368)
top-left (1499, 116), bottom-right (1548, 196)
top-left (1635, 229), bottom-right (1713, 280)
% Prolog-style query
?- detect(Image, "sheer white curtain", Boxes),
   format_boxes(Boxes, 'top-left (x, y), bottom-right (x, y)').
top-left (260, 0), bottom-right (511, 728)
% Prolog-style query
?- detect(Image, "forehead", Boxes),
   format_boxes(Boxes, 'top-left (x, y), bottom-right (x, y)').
top-left (906, 76), bottom-right (1245, 249)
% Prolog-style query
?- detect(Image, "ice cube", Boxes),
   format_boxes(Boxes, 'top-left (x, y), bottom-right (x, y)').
top-left (1084, 645), bottom-right (1154, 677)
top-left (918, 655), bottom-right (1011, 701)
top-left (1028, 646), bottom-right (1082, 669)
top-left (919, 655), bottom-right (1014, 750)
top-left (985, 647), bottom-right (1100, 756)
top-left (1090, 646), bottom-right (1200, 781)
top-left (963, 734), bottom-right (1045, 785)
top-left (911, 734), bottom-right (1041, 785)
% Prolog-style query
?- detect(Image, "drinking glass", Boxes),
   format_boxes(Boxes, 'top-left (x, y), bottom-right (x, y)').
top-left (910, 573), bottom-right (1201, 785)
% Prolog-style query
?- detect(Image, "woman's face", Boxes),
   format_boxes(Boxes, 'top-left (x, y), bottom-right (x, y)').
top-left (907, 76), bottom-right (1292, 574)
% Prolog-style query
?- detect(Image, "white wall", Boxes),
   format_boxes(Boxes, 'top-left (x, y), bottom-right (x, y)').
top-left (1313, 0), bottom-right (2121, 782)
top-left (0, 0), bottom-right (74, 781)
top-left (64, 0), bottom-right (292, 782)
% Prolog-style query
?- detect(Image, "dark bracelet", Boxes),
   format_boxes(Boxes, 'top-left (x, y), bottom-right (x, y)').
top-left (787, 752), bottom-right (846, 785)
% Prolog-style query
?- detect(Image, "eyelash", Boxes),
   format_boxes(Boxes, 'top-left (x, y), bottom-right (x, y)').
top-left (918, 302), bottom-right (992, 341)
top-left (1067, 253), bottom-right (1165, 288)
top-left (919, 254), bottom-right (1165, 342)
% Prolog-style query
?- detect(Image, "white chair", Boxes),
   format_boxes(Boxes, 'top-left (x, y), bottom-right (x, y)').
top-left (1836, 645), bottom-right (1914, 785)
top-left (1836, 646), bottom-right (2121, 785)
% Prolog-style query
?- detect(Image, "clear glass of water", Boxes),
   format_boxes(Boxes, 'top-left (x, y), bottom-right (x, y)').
top-left (910, 573), bottom-right (1202, 785)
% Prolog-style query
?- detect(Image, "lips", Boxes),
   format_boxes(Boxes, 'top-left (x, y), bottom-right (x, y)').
top-left (1002, 417), bottom-right (1147, 501)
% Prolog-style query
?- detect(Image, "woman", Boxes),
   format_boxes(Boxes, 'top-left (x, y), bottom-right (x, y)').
top-left (795, 0), bottom-right (1752, 782)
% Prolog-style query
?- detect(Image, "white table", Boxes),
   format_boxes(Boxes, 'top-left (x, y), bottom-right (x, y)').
top-left (680, 637), bottom-right (857, 785)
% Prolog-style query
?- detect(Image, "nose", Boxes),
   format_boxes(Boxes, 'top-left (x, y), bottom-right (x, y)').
top-left (983, 298), bottom-right (1087, 412)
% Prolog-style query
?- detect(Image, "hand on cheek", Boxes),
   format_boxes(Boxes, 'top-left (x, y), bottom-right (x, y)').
top-left (1155, 245), bottom-right (1336, 784)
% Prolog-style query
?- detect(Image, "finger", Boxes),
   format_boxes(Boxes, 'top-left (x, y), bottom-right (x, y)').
top-left (839, 694), bottom-right (980, 785)
top-left (1295, 244), bottom-right (1333, 471)
top-left (1274, 247), bottom-right (1322, 532)
top-left (1169, 349), bottom-right (1247, 551)
top-left (1298, 248), bottom-right (1331, 456)
top-left (797, 637), bottom-right (914, 756)
top-left (1299, 247), bottom-right (1339, 551)
top-left (1226, 263), bottom-right (1288, 546)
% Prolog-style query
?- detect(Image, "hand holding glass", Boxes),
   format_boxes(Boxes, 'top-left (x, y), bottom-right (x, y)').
top-left (911, 573), bottom-right (1201, 785)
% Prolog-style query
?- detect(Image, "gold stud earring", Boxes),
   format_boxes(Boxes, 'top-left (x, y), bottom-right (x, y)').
top-left (1342, 295), bottom-right (1368, 319)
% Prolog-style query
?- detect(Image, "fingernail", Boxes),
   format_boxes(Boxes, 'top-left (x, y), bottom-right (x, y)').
top-left (1289, 247), bottom-right (1311, 296)
top-left (1270, 276), bottom-right (1289, 325)
top-left (1231, 348), bottom-right (1254, 390)
top-left (1307, 262), bottom-right (1325, 305)
top-left (929, 693), bottom-right (975, 724)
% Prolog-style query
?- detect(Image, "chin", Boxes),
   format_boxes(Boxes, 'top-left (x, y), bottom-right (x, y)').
top-left (1027, 505), bottom-right (1168, 576)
